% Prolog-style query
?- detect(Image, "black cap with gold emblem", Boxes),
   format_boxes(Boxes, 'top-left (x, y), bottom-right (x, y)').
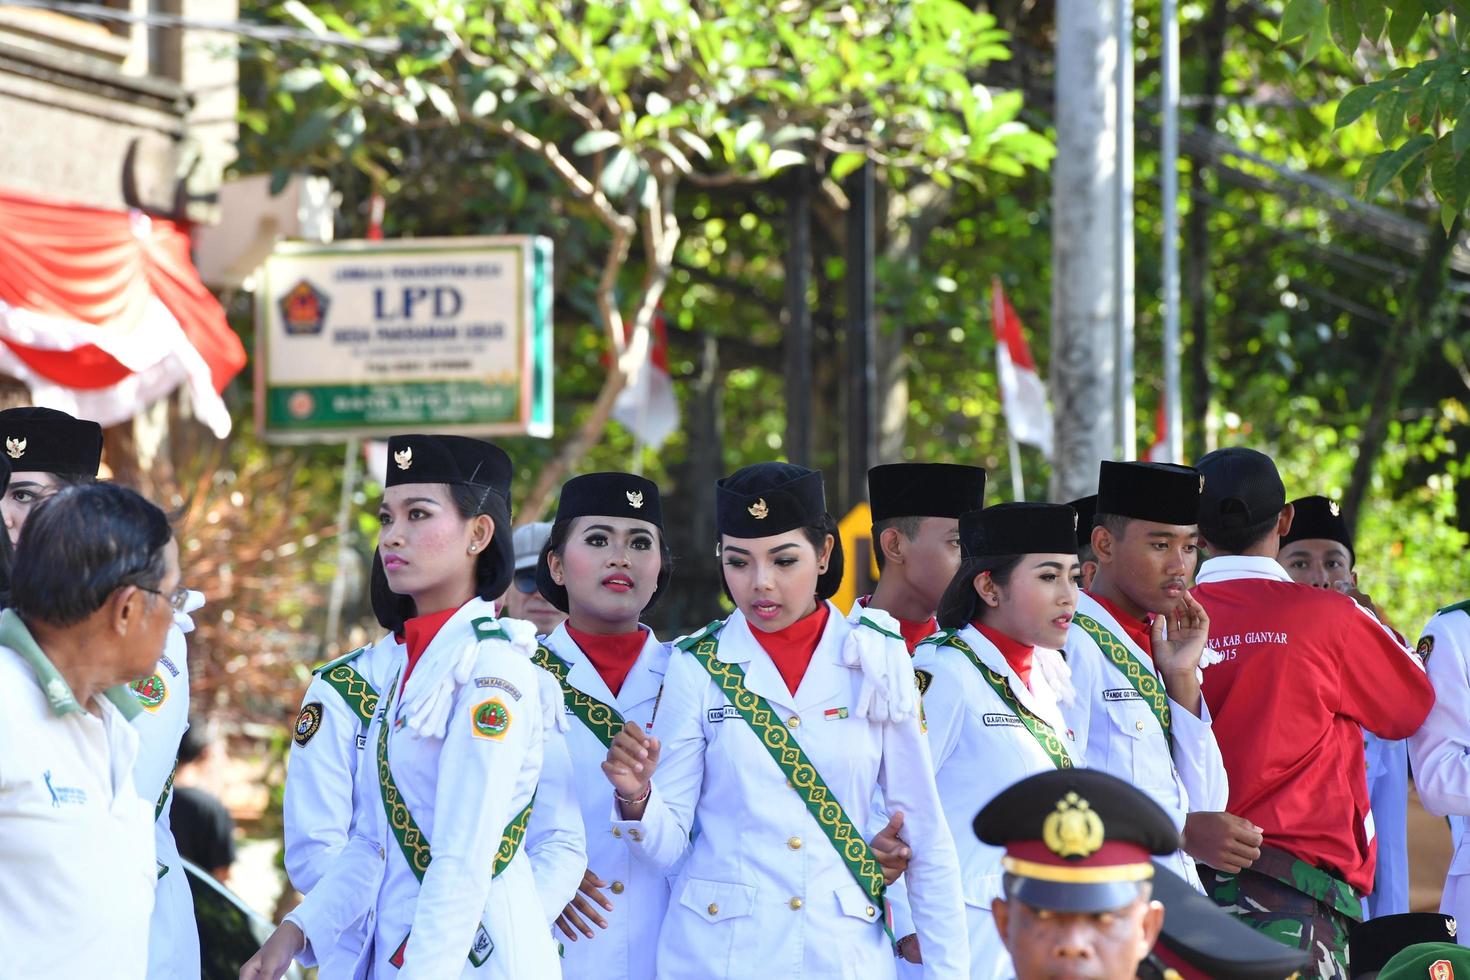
top-left (716, 462), bottom-right (826, 538)
top-left (383, 433), bottom-right (512, 502)
top-left (1349, 913), bottom-right (1459, 978)
top-left (1067, 495), bottom-right (1098, 551)
top-left (974, 768), bottom-right (1180, 913)
top-left (0, 407), bottom-right (103, 477)
top-left (1280, 494), bottom-right (1354, 566)
top-left (960, 502), bottom-right (1079, 559)
top-left (1096, 461), bottom-right (1203, 527)
top-left (536, 472), bottom-right (669, 613)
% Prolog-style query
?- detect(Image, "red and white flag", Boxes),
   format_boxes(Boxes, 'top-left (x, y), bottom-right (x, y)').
top-left (612, 305), bottom-right (680, 449)
top-left (1146, 391), bottom-right (1171, 463)
top-left (990, 278), bottom-right (1053, 459)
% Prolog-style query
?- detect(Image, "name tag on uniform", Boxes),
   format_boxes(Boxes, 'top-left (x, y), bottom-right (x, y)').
top-left (982, 713), bottom-right (1023, 728)
top-left (707, 706), bottom-right (740, 724)
top-left (1103, 688), bottom-right (1143, 702)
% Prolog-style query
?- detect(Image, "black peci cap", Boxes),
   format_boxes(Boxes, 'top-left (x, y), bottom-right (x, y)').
top-left (1096, 461), bottom-right (1202, 527)
top-left (1195, 447), bottom-right (1286, 532)
top-left (974, 768), bottom-right (1179, 914)
top-left (716, 462), bottom-right (826, 538)
top-left (1149, 862), bottom-right (1311, 979)
top-left (1349, 913), bottom-right (1460, 978)
top-left (1066, 495), bottom-right (1098, 551)
top-left (384, 434), bottom-right (512, 504)
top-left (536, 472), bottom-right (669, 614)
top-left (1280, 494), bottom-right (1354, 566)
top-left (959, 503), bottom-right (1079, 559)
top-left (0, 407), bottom-right (103, 477)
top-left (867, 463), bottom-right (987, 523)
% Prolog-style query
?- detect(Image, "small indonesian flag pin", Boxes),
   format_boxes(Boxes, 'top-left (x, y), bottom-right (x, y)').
top-left (824, 707), bottom-right (849, 721)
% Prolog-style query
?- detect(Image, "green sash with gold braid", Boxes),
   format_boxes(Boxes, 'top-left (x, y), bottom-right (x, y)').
top-left (314, 646), bottom-right (379, 726)
top-left (532, 644), bottom-right (626, 748)
top-left (680, 622), bottom-right (889, 918)
top-left (1072, 612), bottom-right (1173, 745)
top-left (928, 632), bottom-right (1073, 770)
top-left (376, 670), bottom-right (535, 968)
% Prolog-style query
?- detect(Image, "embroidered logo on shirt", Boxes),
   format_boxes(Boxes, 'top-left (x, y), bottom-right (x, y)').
top-left (914, 669), bottom-right (933, 697)
top-left (129, 673), bottom-right (168, 712)
top-left (42, 770), bottom-right (86, 808)
top-left (472, 699), bottom-right (512, 739)
top-left (158, 654), bottom-right (181, 678)
top-left (475, 676), bottom-right (523, 701)
top-left (1418, 634), bottom-right (1435, 665)
top-left (294, 701), bottom-right (323, 746)
top-left (824, 707), bottom-right (849, 721)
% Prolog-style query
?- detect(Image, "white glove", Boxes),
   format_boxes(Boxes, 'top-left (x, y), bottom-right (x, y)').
top-left (841, 609), bottom-right (919, 723)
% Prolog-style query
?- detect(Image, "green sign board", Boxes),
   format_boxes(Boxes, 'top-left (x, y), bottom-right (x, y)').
top-left (255, 237), bottom-right (553, 442)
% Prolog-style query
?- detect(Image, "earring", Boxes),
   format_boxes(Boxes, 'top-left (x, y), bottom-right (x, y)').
top-left (468, 545), bottom-right (478, 554)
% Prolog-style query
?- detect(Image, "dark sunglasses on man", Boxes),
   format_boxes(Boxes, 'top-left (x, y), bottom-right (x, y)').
top-left (512, 569), bottom-right (539, 595)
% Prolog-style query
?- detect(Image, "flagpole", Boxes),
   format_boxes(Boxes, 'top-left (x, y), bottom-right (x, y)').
top-left (1007, 429), bottom-right (1025, 501)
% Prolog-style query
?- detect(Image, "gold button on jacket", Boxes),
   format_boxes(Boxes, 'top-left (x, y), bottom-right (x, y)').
top-left (610, 881), bottom-right (625, 895)
top-left (789, 897), bottom-right (803, 910)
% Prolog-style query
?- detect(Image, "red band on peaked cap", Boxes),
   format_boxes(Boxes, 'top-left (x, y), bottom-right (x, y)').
top-left (1007, 839), bottom-right (1154, 869)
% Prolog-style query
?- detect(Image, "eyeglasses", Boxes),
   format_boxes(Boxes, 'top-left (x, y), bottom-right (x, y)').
top-left (512, 569), bottom-right (539, 594)
top-left (138, 585), bottom-right (190, 612)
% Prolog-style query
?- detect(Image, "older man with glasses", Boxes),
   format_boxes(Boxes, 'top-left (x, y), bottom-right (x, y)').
top-left (501, 521), bottom-right (568, 637)
top-left (0, 482), bottom-right (181, 980)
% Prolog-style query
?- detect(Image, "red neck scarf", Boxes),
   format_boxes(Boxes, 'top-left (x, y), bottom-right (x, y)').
top-left (974, 621), bottom-right (1035, 689)
top-left (399, 604), bottom-right (462, 691)
top-left (1087, 590), bottom-right (1154, 656)
top-left (856, 596), bottom-right (936, 655)
top-left (566, 624), bottom-right (647, 697)
top-left (751, 603), bottom-right (830, 695)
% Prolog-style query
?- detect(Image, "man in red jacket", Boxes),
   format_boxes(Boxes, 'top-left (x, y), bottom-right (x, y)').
top-left (1190, 448), bottom-right (1434, 980)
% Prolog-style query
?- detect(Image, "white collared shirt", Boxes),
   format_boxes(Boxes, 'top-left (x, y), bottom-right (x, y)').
top-left (0, 613), bottom-right (156, 979)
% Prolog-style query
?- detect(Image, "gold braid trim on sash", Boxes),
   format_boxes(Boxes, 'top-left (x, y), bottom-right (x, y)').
top-left (936, 633), bottom-right (1074, 770)
top-left (1072, 612), bottom-right (1172, 745)
top-left (532, 645), bottom-right (626, 748)
top-left (321, 663), bottom-right (379, 726)
top-left (685, 631), bottom-right (887, 909)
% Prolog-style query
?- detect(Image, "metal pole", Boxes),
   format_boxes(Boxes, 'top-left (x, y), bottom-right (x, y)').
top-left (321, 435), bottom-right (360, 657)
top-left (1161, 0), bottom-right (1182, 464)
top-left (1115, 0), bottom-right (1137, 460)
top-left (846, 159), bottom-right (877, 510)
top-left (784, 166), bottom-right (813, 466)
top-left (1007, 431), bottom-right (1026, 501)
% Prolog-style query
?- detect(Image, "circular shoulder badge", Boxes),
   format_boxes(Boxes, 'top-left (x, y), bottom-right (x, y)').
top-left (472, 699), bottom-right (511, 740)
top-left (914, 669), bottom-right (934, 697)
top-left (1418, 634), bottom-right (1435, 665)
top-left (130, 673), bottom-right (167, 713)
top-left (295, 701), bottom-right (324, 746)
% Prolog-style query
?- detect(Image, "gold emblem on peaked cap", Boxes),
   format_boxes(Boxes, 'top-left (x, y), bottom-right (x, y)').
top-left (394, 446), bottom-right (413, 471)
top-left (626, 490), bottom-right (644, 509)
top-left (748, 497), bottom-right (769, 519)
top-left (1329, 500), bottom-right (1341, 517)
top-left (1042, 791), bottom-right (1105, 859)
top-left (5, 436), bottom-right (24, 460)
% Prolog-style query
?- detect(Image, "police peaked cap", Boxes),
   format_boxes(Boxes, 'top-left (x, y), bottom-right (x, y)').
top-left (1349, 913), bottom-right (1460, 978)
top-left (1095, 460), bottom-right (1202, 527)
top-left (536, 472), bottom-right (670, 614)
top-left (975, 768), bottom-right (1179, 914)
top-left (384, 434), bottom-right (512, 504)
top-left (960, 502), bottom-right (1079, 559)
top-left (1067, 494), bottom-right (1098, 551)
top-left (0, 406), bottom-right (103, 477)
top-left (1148, 862), bottom-right (1312, 979)
top-left (716, 462), bottom-right (827, 538)
top-left (1280, 494), bottom-right (1355, 566)
top-left (867, 463), bottom-right (987, 522)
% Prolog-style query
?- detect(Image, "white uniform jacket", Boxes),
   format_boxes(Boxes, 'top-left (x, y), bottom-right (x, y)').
top-left (1407, 602), bottom-right (1470, 944)
top-left (1061, 591), bottom-right (1228, 886)
top-left (1363, 731), bottom-right (1409, 918)
top-left (911, 625), bottom-right (1080, 979)
top-left (536, 622), bottom-right (673, 980)
top-left (0, 608), bottom-right (155, 980)
top-left (287, 601), bottom-right (560, 978)
top-left (284, 632), bottom-right (398, 975)
top-left (520, 654), bottom-right (587, 926)
top-left (613, 605), bottom-right (970, 979)
top-left (131, 592), bottom-right (205, 980)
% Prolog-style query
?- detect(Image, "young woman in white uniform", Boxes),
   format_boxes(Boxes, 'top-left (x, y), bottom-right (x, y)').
top-left (242, 434), bottom-right (560, 979)
top-left (530, 472), bottom-right (675, 978)
top-left (910, 502), bottom-right (1083, 978)
top-left (603, 462), bottom-right (971, 978)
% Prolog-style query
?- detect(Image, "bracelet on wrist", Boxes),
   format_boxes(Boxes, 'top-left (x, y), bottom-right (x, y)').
top-left (615, 784), bottom-right (651, 806)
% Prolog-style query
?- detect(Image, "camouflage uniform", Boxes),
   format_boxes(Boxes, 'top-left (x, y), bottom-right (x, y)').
top-left (1200, 845), bottom-right (1362, 980)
